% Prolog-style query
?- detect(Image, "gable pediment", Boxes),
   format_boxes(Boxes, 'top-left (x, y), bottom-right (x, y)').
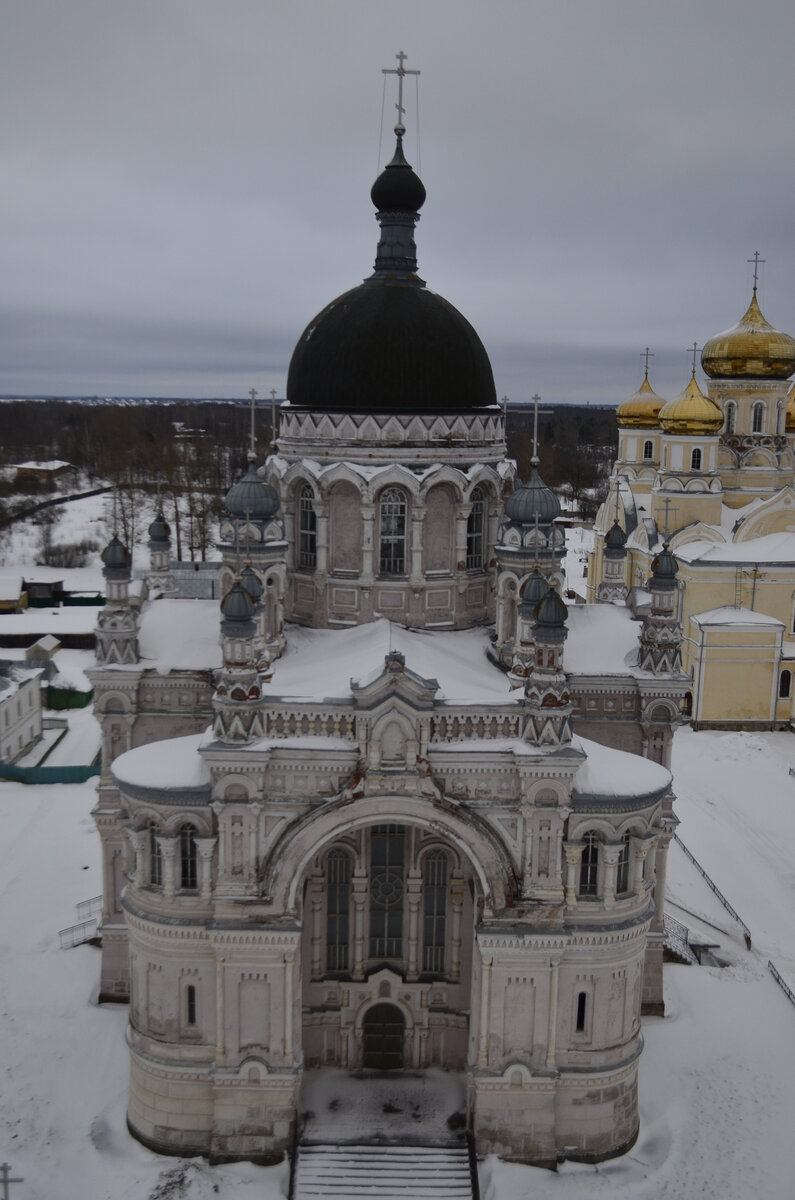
top-left (351, 651), bottom-right (439, 712)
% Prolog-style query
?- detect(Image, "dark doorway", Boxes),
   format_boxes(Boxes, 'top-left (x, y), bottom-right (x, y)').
top-left (362, 1003), bottom-right (405, 1070)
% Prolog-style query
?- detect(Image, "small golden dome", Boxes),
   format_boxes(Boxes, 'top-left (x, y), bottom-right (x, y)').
top-left (701, 290), bottom-right (795, 380)
top-left (658, 373), bottom-right (724, 435)
top-left (616, 374), bottom-right (665, 429)
top-left (786, 383), bottom-right (795, 432)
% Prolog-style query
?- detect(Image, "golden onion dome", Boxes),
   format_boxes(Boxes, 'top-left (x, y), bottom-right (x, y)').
top-left (701, 290), bottom-right (795, 380)
top-left (658, 373), bottom-right (724, 435)
top-left (616, 374), bottom-right (666, 429)
top-left (786, 383), bottom-right (795, 432)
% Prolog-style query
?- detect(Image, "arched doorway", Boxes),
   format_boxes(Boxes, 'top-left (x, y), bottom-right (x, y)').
top-left (362, 1003), bottom-right (405, 1069)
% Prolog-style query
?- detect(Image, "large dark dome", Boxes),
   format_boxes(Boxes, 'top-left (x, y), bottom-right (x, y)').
top-left (287, 279), bottom-right (497, 412)
top-left (285, 129), bottom-right (497, 414)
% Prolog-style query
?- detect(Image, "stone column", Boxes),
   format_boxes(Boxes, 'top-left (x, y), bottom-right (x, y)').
top-left (309, 874), bottom-right (324, 979)
top-left (545, 957), bottom-right (561, 1072)
top-left (632, 840), bottom-right (652, 896)
top-left (450, 877), bottom-right (464, 981)
top-left (316, 507), bottom-right (329, 574)
top-left (360, 505), bottom-right (375, 583)
top-left (455, 508), bottom-right (469, 572)
top-left (194, 837), bottom-right (216, 901)
top-left (406, 872), bottom-right (422, 978)
top-left (564, 843), bottom-right (583, 906)
top-left (477, 951), bottom-right (492, 1067)
top-left (352, 871), bottom-right (367, 979)
top-left (157, 835), bottom-right (178, 900)
top-left (126, 827), bottom-right (145, 884)
top-left (602, 843), bottom-right (621, 909)
top-left (410, 506), bottom-right (425, 585)
top-left (215, 955), bottom-right (226, 1062)
top-left (284, 950), bottom-right (295, 1060)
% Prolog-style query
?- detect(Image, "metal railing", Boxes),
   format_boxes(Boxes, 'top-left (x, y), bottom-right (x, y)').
top-left (76, 895), bottom-right (102, 921)
top-left (673, 834), bottom-right (752, 949)
top-left (768, 961), bottom-right (795, 1009)
top-left (58, 918), bottom-right (98, 949)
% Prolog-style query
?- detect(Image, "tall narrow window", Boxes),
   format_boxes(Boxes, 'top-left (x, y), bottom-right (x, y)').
top-left (326, 848), bottom-right (351, 972)
top-left (725, 402), bottom-right (736, 435)
top-left (752, 402), bottom-right (764, 433)
top-left (779, 670), bottom-right (792, 699)
top-left (576, 991), bottom-right (587, 1032)
top-left (690, 448), bottom-right (702, 471)
top-left (299, 485), bottom-right (317, 569)
top-left (616, 832), bottom-right (631, 894)
top-left (149, 821), bottom-right (162, 887)
top-left (466, 487), bottom-right (485, 570)
top-left (180, 824), bottom-right (198, 891)
top-left (370, 824), bottom-right (404, 958)
top-left (379, 488), bottom-right (407, 575)
top-left (422, 851), bottom-right (448, 974)
top-left (579, 833), bottom-right (599, 898)
top-left (186, 984), bottom-right (196, 1026)
top-left (643, 440), bottom-right (654, 460)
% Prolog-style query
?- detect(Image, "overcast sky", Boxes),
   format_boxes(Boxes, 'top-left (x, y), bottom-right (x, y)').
top-left (2, 0), bottom-right (794, 406)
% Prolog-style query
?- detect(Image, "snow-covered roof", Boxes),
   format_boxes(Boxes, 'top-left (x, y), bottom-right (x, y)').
top-left (691, 606), bottom-right (784, 629)
top-left (675, 531), bottom-right (795, 565)
top-left (112, 731), bottom-right (212, 791)
top-left (564, 603), bottom-right (639, 674)
top-left (138, 599), bottom-right (220, 671)
top-left (0, 605), bottom-right (98, 634)
top-left (571, 734), bottom-right (670, 801)
top-left (0, 574), bottom-right (24, 602)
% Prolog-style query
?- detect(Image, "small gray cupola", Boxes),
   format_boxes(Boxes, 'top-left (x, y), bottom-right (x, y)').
top-left (604, 520), bottom-right (627, 558)
top-left (147, 510), bottom-right (171, 548)
top-left (505, 466), bottom-right (561, 526)
top-left (650, 543), bottom-right (678, 590)
top-left (240, 563), bottom-right (264, 605)
top-left (224, 465), bottom-right (280, 522)
top-left (101, 533), bottom-right (131, 579)
top-left (534, 584), bottom-right (568, 641)
top-left (519, 564), bottom-right (548, 618)
top-left (221, 579), bottom-right (257, 637)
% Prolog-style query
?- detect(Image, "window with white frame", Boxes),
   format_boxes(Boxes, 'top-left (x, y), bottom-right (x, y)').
top-left (690, 447), bottom-right (702, 471)
top-left (725, 401), bottom-right (736, 435)
top-left (422, 850), bottom-right (448, 974)
top-left (379, 488), bottom-right (407, 575)
top-left (752, 402), bottom-right (764, 433)
top-left (179, 824), bottom-right (198, 891)
top-left (579, 833), bottom-right (599, 897)
top-left (643, 440), bottom-right (654, 460)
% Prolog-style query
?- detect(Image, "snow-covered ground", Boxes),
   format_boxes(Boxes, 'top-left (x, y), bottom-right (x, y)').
top-left (1, 726), bottom-right (793, 1199)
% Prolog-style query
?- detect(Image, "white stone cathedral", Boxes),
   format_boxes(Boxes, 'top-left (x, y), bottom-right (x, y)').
top-left (89, 100), bottom-right (688, 1167)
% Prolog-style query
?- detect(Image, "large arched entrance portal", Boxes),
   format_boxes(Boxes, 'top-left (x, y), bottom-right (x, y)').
top-left (300, 821), bottom-right (479, 1071)
top-left (362, 1003), bottom-right (405, 1069)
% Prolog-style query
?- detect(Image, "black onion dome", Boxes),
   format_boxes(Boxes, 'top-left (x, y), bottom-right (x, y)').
top-left (519, 565), bottom-right (548, 616)
top-left (504, 467), bottom-right (561, 525)
top-left (147, 510), bottom-right (170, 545)
top-left (650, 543), bottom-right (678, 589)
top-left (287, 284), bottom-right (497, 412)
top-left (535, 585), bottom-right (568, 630)
top-left (225, 465), bottom-right (280, 521)
top-left (604, 520), bottom-right (627, 557)
top-left (101, 534), bottom-right (131, 578)
top-left (370, 134), bottom-right (426, 213)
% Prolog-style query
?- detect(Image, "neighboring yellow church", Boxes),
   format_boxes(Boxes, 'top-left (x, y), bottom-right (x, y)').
top-left (588, 277), bottom-right (795, 728)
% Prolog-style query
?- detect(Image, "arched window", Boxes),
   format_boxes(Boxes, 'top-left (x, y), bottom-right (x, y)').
top-left (690, 447), bottom-right (702, 471)
top-left (779, 670), bottom-right (792, 699)
top-left (616, 831), bottom-right (631, 894)
top-left (725, 401), bottom-right (736, 435)
top-left (643, 440), bottom-right (654, 461)
top-left (298, 485), bottom-right (317, 569)
top-left (149, 821), bottom-right (162, 887)
top-left (326, 848), bottom-right (351, 972)
top-left (370, 824), bottom-right (404, 958)
top-left (752, 402), bottom-right (764, 434)
top-left (379, 488), bottom-right (407, 576)
top-left (579, 833), bottom-right (599, 898)
top-left (466, 487), bottom-right (485, 570)
top-left (422, 851), bottom-right (448, 974)
top-left (179, 824), bottom-right (198, 891)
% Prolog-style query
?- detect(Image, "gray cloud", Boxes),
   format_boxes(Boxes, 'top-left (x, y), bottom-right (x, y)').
top-left (2, 0), bottom-right (794, 406)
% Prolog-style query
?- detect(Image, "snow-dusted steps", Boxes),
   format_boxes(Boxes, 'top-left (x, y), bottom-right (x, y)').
top-left (292, 1142), bottom-right (476, 1200)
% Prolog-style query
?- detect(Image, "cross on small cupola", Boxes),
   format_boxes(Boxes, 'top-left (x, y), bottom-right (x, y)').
top-left (640, 346), bottom-right (654, 380)
top-left (688, 341), bottom-right (701, 376)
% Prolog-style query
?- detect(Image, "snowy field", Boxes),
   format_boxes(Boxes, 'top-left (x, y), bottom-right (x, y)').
top-left (1, 726), bottom-right (793, 1199)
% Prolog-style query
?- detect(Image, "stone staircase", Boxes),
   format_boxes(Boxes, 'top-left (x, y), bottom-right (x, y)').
top-left (292, 1142), bottom-right (476, 1199)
